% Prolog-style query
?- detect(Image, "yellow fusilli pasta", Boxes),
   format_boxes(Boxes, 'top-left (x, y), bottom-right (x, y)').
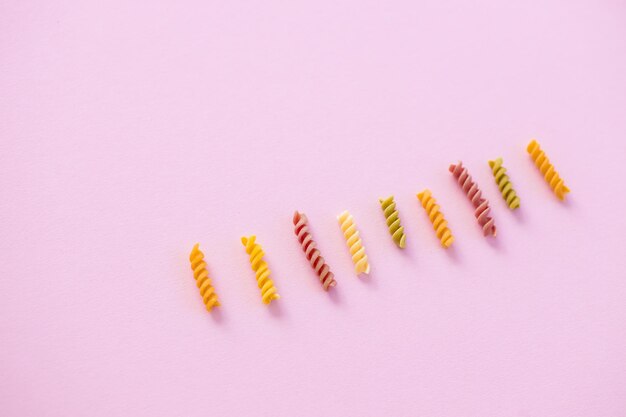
top-left (416, 190), bottom-right (454, 248)
top-left (337, 210), bottom-right (370, 275)
top-left (527, 139), bottom-right (570, 200)
top-left (241, 235), bottom-right (280, 305)
top-left (189, 244), bottom-right (220, 312)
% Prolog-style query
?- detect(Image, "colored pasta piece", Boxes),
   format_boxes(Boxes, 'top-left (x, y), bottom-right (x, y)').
top-left (527, 139), bottom-right (570, 200)
top-left (488, 157), bottom-right (520, 209)
top-left (379, 196), bottom-right (406, 248)
top-left (416, 190), bottom-right (454, 248)
top-left (241, 235), bottom-right (280, 304)
top-left (293, 211), bottom-right (337, 290)
top-left (189, 244), bottom-right (221, 312)
top-left (337, 210), bottom-right (370, 275)
top-left (449, 161), bottom-right (497, 237)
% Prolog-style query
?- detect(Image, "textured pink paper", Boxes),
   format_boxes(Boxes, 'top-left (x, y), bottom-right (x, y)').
top-left (2, 1), bottom-right (626, 416)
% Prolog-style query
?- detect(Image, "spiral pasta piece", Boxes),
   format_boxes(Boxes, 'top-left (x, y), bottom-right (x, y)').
top-left (241, 235), bottom-right (280, 305)
top-left (293, 211), bottom-right (337, 290)
top-left (337, 210), bottom-right (370, 275)
top-left (379, 196), bottom-right (406, 248)
top-left (416, 190), bottom-right (454, 248)
top-left (189, 244), bottom-right (220, 312)
top-left (488, 157), bottom-right (520, 209)
top-left (449, 161), bottom-right (497, 237)
top-left (527, 139), bottom-right (570, 200)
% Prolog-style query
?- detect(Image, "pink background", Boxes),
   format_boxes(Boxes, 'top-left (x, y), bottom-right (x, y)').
top-left (2, 1), bottom-right (626, 416)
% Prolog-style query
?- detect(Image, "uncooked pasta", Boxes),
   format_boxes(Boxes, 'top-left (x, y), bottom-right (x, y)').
top-left (379, 196), bottom-right (406, 248)
top-left (488, 157), bottom-right (520, 209)
top-left (449, 161), bottom-right (497, 237)
top-left (416, 190), bottom-right (454, 248)
top-left (189, 244), bottom-right (220, 312)
top-left (527, 139), bottom-right (570, 200)
top-left (293, 211), bottom-right (337, 290)
top-left (337, 210), bottom-right (370, 275)
top-left (241, 235), bottom-right (280, 304)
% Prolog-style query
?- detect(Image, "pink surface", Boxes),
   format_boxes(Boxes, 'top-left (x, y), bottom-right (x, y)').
top-left (2, 1), bottom-right (626, 416)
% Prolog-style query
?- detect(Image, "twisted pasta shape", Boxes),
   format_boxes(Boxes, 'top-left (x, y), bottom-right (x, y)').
top-left (293, 211), bottom-right (337, 290)
top-left (189, 244), bottom-right (220, 311)
top-left (527, 139), bottom-right (570, 200)
top-left (449, 161), bottom-right (497, 237)
top-left (241, 235), bottom-right (280, 304)
top-left (488, 157), bottom-right (520, 209)
top-left (337, 210), bottom-right (370, 275)
top-left (379, 196), bottom-right (406, 248)
top-left (416, 190), bottom-right (454, 248)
